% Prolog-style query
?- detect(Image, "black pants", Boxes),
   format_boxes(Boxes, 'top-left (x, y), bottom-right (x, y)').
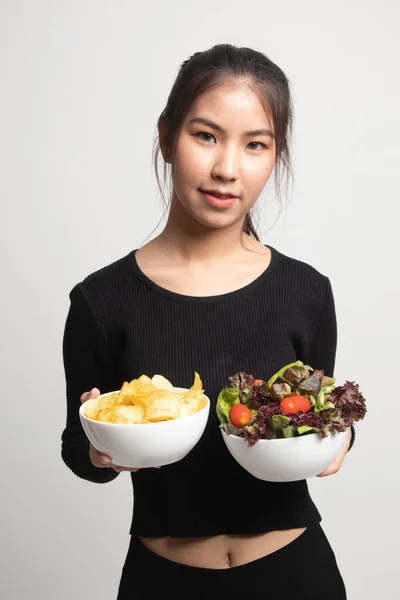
top-left (117, 524), bottom-right (347, 599)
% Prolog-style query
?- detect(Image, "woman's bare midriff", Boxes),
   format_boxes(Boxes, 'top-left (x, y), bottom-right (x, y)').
top-left (140, 528), bottom-right (307, 569)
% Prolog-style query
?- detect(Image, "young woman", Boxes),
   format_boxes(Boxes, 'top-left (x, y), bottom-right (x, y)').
top-left (62, 44), bottom-right (354, 599)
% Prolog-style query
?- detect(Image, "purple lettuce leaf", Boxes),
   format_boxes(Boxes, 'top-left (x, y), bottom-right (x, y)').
top-left (297, 371), bottom-right (324, 397)
top-left (228, 371), bottom-right (255, 404)
top-left (249, 383), bottom-right (274, 408)
top-left (242, 403), bottom-right (285, 445)
top-left (242, 425), bottom-right (261, 447)
top-left (288, 411), bottom-right (327, 437)
top-left (328, 381), bottom-right (367, 422)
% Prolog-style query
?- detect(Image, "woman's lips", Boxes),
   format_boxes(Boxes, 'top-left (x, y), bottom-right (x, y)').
top-left (200, 190), bottom-right (237, 208)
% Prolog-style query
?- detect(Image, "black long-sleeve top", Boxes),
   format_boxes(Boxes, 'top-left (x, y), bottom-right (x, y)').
top-left (61, 245), bottom-right (354, 537)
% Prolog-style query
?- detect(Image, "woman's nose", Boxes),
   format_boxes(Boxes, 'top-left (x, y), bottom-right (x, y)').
top-left (211, 147), bottom-right (239, 181)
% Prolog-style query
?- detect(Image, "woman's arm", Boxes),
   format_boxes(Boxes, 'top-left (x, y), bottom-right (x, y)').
top-left (306, 276), bottom-right (355, 451)
top-left (61, 284), bottom-right (120, 483)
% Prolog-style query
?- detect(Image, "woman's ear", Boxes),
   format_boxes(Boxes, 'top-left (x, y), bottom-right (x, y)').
top-left (158, 118), bottom-right (171, 163)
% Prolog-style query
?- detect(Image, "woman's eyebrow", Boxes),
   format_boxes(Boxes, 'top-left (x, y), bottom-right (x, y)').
top-left (188, 117), bottom-right (275, 139)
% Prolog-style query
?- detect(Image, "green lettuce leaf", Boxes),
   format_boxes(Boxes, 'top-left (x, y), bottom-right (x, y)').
top-left (314, 382), bottom-right (336, 411)
top-left (282, 425), bottom-right (296, 438)
top-left (267, 361), bottom-right (304, 388)
top-left (297, 425), bottom-right (319, 435)
top-left (271, 414), bottom-right (291, 438)
top-left (272, 414), bottom-right (291, 429)
top-left (220, 422), bottom-right (242, 436)
top-left (216, 387), bottom-right (240, 423)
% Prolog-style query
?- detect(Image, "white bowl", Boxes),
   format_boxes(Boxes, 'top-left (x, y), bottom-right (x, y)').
top-left (79, 388), bottom-right (210, 468)
top-left (221, 429), bottom-right (348, 482)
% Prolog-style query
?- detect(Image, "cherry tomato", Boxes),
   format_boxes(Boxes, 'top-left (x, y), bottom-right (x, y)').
top-left (280, 394), bottom-right (311, 415)
top-left (280, 397), bottom-right (300, 415)
top-left (294, 395), bottom-right (311, 412)
top-left (229, 403), bottom-right (253, 427)
top-left (252, 379), bottom-right (265, 387)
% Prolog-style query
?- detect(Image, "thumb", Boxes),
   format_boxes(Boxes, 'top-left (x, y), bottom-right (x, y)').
top-left (81, 387), bottom-right (101, 403)
top-left (88, 387), bottom-right (100, 397)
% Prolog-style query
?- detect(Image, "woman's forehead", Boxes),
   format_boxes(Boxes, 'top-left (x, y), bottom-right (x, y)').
top-left (186, 84), bottom-right (274, 133)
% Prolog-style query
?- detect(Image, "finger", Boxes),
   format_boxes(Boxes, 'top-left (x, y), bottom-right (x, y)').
top-left (80, 387), bottom-right (101, 404)
top-left (317, 468), bottom-right (331, 477)
top-left (110, 464), bottom-right (140, 472)
top-left (317, 457), bottom-right (340, 477)
top-left (318, 465), bottom-right (339, 477)
top-left (99, 454), bottom-right (113, 467)
top-left (111, 466), bottom-right (161, 472)
top-left (317, 466), bottom-right (333, 477)
top-left (89, 444), bottom-right (112, 467)
top-left (317, 432), bottom-right (351, 477)
top-left (317, 458), bottom-right (335, 477)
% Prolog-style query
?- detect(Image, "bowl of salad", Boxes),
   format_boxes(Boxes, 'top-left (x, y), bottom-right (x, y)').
top-left (216, 361), bottom-right (367, 482)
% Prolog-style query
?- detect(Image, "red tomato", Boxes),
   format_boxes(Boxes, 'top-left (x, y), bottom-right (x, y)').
top-left (229, 403), bottom-right (253, 427)
top-left (280, 397), bottom-right (300, 415)
top-left (294, 395), bottom-right (311, 412)
top-left (252, 379), bottom-right (265, 387)
top-left (280, 394), bottom-right (311, 414)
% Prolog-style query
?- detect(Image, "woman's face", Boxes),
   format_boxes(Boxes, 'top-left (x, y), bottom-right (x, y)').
top-left (167, 81), bottom-right (276, 230)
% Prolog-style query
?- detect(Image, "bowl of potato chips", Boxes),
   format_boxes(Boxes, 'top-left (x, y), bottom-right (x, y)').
top-left (79, 371), bottom-right (210, 468)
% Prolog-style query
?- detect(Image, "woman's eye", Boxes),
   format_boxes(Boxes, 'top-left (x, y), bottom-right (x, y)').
top-left (194, 131), bottom-right (215, 143)
top-left (194, 132), bottom-right (268, 151)
top-left (248, 141), bottom-right (268, 151)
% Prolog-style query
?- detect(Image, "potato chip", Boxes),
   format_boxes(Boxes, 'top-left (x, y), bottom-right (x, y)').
top-left (179, 395), bottom-right (208, 417)
top-left (118, 382), bottom-right (157, 408)
top-left (97, 407), bottom-right (113, 422)
top-left (151, 374), bottom-right (174, 391)
top-left (98, 393), bottom-right (118, 409)
top-left (117, 381), bottom-right (143, 405)
top-left (145, 390), bottom-right (181, 421)
top-left (108, 404), bottom-right (145, 424)
top-left (83, 372), bottom-right (207, 424)
top-left (84, 402), bottom-right (100, 421)
top-left (138, 374), bottom-right (153, 385)
top-left (178, 400), bottom-right (199, 418)
top-left (181, 371), bottom-right (204, 399)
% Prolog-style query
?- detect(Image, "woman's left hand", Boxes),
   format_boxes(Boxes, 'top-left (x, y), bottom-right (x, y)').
top-left (317, 427), bottom-right (352, 477)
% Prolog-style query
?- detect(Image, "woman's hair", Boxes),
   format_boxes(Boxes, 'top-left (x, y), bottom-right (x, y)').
top-left (153, 43), bottom-right (294, 242)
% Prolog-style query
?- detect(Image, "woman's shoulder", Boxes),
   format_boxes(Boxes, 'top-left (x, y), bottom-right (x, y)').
top-left (68, 249), bottom-right (136, 308)
top-left (269, 245), bottom-right (333, 307)
top-left (271, 245), bottom-right (330, 282)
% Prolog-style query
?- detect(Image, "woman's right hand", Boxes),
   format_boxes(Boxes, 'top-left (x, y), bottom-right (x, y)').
top-left (80, 388), bottom-right (141, 472)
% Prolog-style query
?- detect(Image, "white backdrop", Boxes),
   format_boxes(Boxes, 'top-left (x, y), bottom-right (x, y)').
top-left (1, 1), bottom-right (399, 598)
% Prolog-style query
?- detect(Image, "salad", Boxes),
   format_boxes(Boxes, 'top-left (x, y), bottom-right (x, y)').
top-left (216, 361), bottom-right (367, 446)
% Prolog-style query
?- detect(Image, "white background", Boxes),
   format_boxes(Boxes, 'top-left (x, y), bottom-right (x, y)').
top-left (1, 1), bottom-right (399, 598)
